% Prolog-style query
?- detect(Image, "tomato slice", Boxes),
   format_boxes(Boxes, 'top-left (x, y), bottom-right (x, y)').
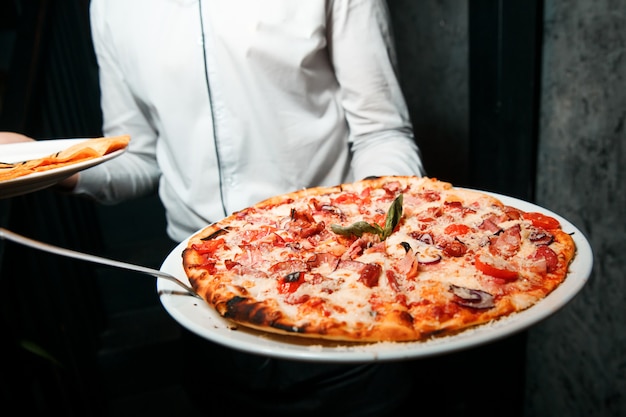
top-left (278, 271), bottom-right (305, 294)
top-left (192, 238), bottom-right (225, 255)
top-left (522, 212), bottom-right (560, 230)
top-left (475, 254), bottom-right (518, 281)
top-left (332, 192), bottom-right (361, 204)
top-left (444, 223), bottom-right (471, 236)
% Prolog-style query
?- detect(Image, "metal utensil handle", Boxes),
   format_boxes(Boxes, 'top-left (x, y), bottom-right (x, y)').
top-left (0, 227), bottom-right (200, 298)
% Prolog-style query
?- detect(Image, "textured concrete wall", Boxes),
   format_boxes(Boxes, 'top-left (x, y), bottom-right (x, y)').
top-left (525, 1), bottom-right (626, 416)
top-left (389, 1), bottom-right (625, 416)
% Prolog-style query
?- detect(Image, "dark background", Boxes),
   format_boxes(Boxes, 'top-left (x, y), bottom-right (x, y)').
top-left (1, 1), bottom-right (623, 416)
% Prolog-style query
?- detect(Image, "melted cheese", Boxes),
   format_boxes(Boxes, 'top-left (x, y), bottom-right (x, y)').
top-left (189, 177), bottom-right (569, 340)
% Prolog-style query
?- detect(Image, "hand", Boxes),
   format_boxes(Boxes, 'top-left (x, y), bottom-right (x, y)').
top-left (0, 132), bottom-right (35, 144)
top-left (56, 173), bottom-right (79, 191)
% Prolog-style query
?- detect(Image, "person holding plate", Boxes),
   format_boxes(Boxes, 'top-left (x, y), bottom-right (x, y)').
top-left (2, 1), bottom-right (425, 415)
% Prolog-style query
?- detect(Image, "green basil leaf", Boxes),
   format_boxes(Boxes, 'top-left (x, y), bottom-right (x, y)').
top-left (330, 193), bottom-right (403, 241)
top-left (331, 221), bottom-right (383, 238)
top-left (382, 194), bottom-right (403, 239)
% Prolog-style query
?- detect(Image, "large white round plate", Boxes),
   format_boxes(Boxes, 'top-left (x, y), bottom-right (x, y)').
top-left (158, 192), bottom-right (593, 363)
top-left (0, 138), bottom-right (126, 199)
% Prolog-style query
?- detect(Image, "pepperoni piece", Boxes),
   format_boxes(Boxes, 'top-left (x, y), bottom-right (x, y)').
top-left (359, 263), bottom-right (382, 287)
top-left (489, 225), bottom-right (521, 258)
top-left (441, 239), bottom-right (467, 257)
top-left (286, 209), bottom-right (326, 238)
top-left (418, 190), bottom-right (441, 202)
top-left (531, 246), bottom-right (559, 273)
top-left (503, 205), bottom-right (523, 220)
top-left (444, 200), bottom-right (477, 217)
top-left (338, 260), bottom-right (382, 287)
top-left (382, 181), bottom-right (403, 198)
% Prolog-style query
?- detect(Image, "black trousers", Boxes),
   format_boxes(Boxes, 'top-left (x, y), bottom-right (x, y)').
top-left (180, 328), bottom-right (413, 417)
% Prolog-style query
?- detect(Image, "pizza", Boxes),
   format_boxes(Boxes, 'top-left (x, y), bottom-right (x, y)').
top-left (0, 135), bottom-right (130, 182)
top-left (182, 176), bottom-right (576, 343)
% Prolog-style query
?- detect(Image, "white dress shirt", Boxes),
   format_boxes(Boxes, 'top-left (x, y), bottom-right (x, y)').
top-left (78, 0), bottom-right (425, 242)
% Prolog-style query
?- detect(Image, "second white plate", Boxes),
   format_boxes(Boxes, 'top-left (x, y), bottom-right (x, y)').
top-left (0, 139), bottom-right (126, 199)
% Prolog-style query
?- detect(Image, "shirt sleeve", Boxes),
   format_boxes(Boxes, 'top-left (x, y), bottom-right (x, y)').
top-left (73, 0), bottom-right (161, 203)
top-left (327, 0), bottom-right (426, 179)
